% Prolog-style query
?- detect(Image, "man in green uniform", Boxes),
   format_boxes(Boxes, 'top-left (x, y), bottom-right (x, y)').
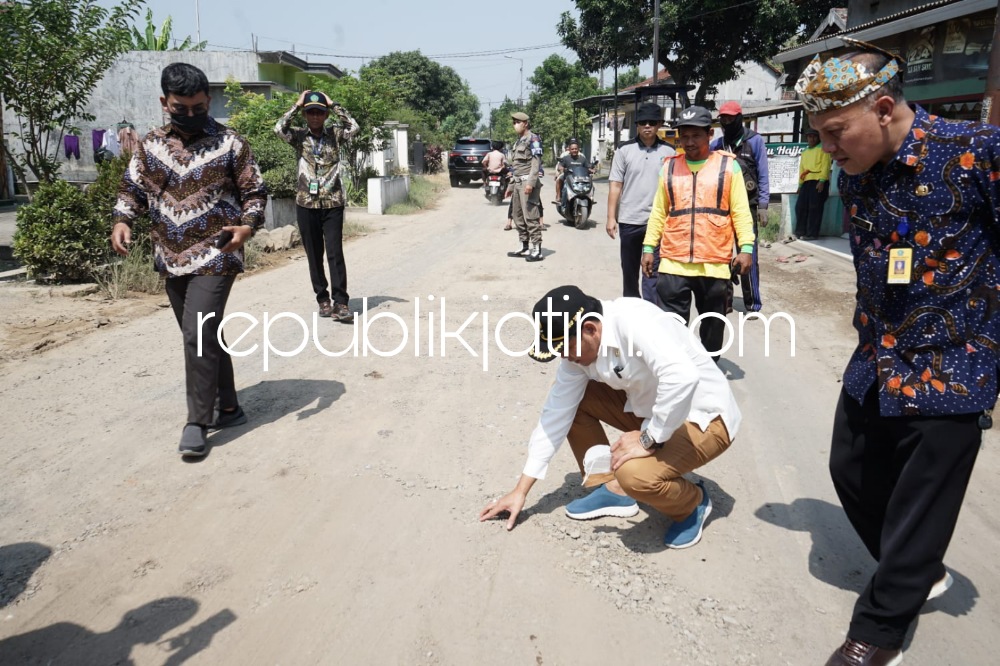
top-left (506, 111), bottom-right (544, 262)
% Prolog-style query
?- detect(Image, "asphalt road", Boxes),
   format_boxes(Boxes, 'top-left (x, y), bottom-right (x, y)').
top-left (0, 179), bottom-right (996, 665)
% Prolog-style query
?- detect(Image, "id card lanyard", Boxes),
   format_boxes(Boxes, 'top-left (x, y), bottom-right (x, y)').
top-left (886, 216), bottom-right (913, 285)
top-left (309, 134), bottom-right (325, 196)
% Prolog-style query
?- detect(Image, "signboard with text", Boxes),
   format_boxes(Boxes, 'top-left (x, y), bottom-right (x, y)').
top-left (766, 143), bottom-right (807, 194)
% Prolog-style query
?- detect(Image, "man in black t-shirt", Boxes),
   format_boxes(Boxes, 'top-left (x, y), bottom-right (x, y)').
top-left (554, 138), bottom-right (591, 208)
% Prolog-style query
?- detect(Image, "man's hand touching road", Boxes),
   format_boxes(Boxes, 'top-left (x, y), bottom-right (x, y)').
top-left (478, 491), bottom-right (526, 531)
top-left (479, 474), bottom-right (537, 531)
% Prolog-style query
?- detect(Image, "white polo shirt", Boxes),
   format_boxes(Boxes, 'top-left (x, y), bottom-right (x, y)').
top-left (523, 297), bottom-right (741, 480)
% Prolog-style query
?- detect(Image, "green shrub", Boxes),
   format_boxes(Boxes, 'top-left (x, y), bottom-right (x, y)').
top-left (13, 180), bottom-right (111, 281)
top-left (87, 154), bottom-right (152, 243)
top-left (263, 164), bottom-right (297, 199)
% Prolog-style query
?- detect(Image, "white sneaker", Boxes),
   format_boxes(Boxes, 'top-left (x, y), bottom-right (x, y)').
top-left (927, 571), bottom-right (953, 602)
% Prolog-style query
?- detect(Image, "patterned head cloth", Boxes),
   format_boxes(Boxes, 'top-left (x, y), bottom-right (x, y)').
top-left (795, 37), bottom-right (906, 114)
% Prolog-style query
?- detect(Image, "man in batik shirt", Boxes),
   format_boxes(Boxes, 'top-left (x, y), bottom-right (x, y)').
top-left (275, 90), bottom-right (360, 322)
top-left (111, 63), bottom-right (267, 458)
top-left (798, 38), bottom-right (1000, 666)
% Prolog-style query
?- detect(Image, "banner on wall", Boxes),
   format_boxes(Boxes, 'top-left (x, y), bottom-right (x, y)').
top-left (766, 143), bottom-right (807, 195)
top-left (907, 26), bottom-right (936, 84)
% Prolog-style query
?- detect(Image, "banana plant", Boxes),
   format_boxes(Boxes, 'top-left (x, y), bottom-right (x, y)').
top-left (130, 9), bottom-right (206, 51)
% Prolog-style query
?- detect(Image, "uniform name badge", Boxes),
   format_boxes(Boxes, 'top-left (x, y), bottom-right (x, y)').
top-left (309, 179), bottom-right (320, 196)
top-left (887, 246), bottom-right (913, 285)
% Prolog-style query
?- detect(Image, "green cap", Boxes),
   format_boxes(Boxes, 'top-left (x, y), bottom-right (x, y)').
top-left (511, 111), bottom-right (529, 122)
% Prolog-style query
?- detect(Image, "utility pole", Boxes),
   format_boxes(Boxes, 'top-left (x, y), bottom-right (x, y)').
top-left (652, 0), bottom-right (661, 84)
top-left (195, 0), bottom-right (201, 44)
top-left (613, 63), bottom-right (620, 148)
top-left (505, 55), bottom-right (524, 108)
top-left (983, 8), bottom-right (1000, 125)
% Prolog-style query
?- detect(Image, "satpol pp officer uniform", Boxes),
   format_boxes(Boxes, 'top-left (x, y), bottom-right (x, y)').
top-left (506, 111), bottom-right (545, 262)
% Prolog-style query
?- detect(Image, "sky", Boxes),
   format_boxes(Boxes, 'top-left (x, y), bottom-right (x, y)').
top-left (99, 0), bottom-right (630, 122)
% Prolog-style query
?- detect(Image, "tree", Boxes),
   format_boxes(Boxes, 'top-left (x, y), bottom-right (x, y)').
top-left (488, 97), bottom-right (523, 149)
top-left (559, 0), bottom-right (803, 105)
top-left (525, 55), bottom-right (600, 161)
top-left (130, 8), bottom-right (206, 51)
top-left (530, 54), bottom-right (600, 102)
top-left (557, 1), bottom-right (647, 75)
top-left (614, 67), bottom-right (644, 91)
top-left (224, 80), bottom-right (299, 198)
top-left (360, 51), bottom-right (480, 145)
top-left (0, 0), bottom-right (143, 188)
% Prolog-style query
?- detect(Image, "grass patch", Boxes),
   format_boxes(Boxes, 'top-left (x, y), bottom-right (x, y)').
top-left (94, 238), bottom-right (164, 299)
top-left (96, 221), bottom-right (370, 299)
top-left (385, 175), bottom-right (449, 215)
top-left (759, 208), bottom-right (782, 244)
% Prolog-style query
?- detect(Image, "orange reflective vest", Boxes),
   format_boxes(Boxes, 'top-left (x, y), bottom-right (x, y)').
top-left (658, 150), bottom-right (736, 264)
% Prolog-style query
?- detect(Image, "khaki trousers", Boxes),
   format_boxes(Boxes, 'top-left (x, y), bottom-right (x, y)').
top-left (568, 380), bottom-right (732, 521)
top-left (511, 180), bottom-right (542, 244)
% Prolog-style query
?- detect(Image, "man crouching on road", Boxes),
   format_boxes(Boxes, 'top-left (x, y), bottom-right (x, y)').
top-left (479, 285), bottom-right (741, 549)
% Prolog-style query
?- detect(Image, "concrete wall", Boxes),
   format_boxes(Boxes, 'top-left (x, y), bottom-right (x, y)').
top-left (367, 176), bottom-right (410, 215)
top-left (264, 196), bottom-right (297, 230)
top-left (2, 51), bottom-right (262, 183)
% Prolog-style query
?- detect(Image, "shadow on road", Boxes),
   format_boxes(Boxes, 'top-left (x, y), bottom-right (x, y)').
top-left (201, 379), bottom-right (347, 456)
top-left (716, 357), bottom-right (745, 380)
top-left (756, 497), bottom-right (979, 650)
top-left (0, 596), bottom-right (235, 666)
top-left (755, 497), bottom-right (871, 593)
top-left (0, 542), bottom-right (52, 608)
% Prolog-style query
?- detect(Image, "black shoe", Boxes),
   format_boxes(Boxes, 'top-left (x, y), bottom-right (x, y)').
top-left (210, 405), bottom-right (247, 430)
top-left (507, 242), bottom-right (529, 258)
top-left (525, 244), bottom-right (544, 262)
top-left (179, 424), bottom-right (208, 457)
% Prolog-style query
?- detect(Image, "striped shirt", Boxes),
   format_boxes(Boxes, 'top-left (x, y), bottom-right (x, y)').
top-left (113, 118), bottom-right (267, 277)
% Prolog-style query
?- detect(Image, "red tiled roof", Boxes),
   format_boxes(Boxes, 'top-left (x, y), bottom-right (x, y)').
top-left (621, 68), bottom-right (674, 92)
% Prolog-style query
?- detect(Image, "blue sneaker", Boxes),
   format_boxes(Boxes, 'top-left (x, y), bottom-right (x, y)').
top-left (664, 481), bottom-right (713, 549)
top-left (565, 484), bottom-right (639, 520)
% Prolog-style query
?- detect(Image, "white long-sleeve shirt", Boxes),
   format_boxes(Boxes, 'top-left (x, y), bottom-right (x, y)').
top-left (523, 297), bottom-right (742, 480)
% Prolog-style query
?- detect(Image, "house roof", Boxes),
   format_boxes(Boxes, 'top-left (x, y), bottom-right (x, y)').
top-left (808, 7), bottom-right (849, 40)
top-left (621, 68), bottom-right (674, 92)
top-left (775, 0), bottom-right (993, 63)
top-left (257, 50), bottom-right (344, 79)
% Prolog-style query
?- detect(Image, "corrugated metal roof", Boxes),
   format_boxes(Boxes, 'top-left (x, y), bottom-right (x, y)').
top-left (775, 0), bottom-right (984, 62)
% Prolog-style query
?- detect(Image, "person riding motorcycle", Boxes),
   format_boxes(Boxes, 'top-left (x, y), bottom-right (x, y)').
top-left (481, 141), bottom-right (508, 185)
top-left (554, 138), bottom-right (593, 210)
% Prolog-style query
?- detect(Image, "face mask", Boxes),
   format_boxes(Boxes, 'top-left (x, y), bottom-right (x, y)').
top-left (723, 115), bottom-right (744, 143)
top-left (171, 112), bottom-right (209, 135)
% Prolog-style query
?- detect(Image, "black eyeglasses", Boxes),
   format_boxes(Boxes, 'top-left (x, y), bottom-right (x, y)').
top-left (637, 121), bottom-right (660, 127)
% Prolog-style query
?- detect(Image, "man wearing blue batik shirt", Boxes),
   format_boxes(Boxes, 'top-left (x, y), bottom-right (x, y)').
top-left (799, 38), bottom-right (1000, 666)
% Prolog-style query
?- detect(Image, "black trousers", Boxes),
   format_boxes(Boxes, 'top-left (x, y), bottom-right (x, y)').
top-left (794, 180), bottom-right (828, 238)
top-left (655, 273), bottom-right (729, 357)
top-left (165, 274), bottom-right (238, 427)
top-left (618, 223), bottom-right (658, 303)
top-left (725, 208), bottom-right (762, 313)
top-left (296, 205), bottom-right (348, 306)
top-left (830, 387), bottom-right (982, 649)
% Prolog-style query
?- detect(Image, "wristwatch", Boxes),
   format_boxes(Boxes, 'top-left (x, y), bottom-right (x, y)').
top-left (639, 429), bottom-right (660, 451)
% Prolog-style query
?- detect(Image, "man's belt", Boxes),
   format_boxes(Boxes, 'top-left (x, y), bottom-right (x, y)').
top-left (512, 175), bottom-right (532, 183)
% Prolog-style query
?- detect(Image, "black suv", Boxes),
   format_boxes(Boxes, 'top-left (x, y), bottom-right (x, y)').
top-left (448, 138), bottom-right (493, 187)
